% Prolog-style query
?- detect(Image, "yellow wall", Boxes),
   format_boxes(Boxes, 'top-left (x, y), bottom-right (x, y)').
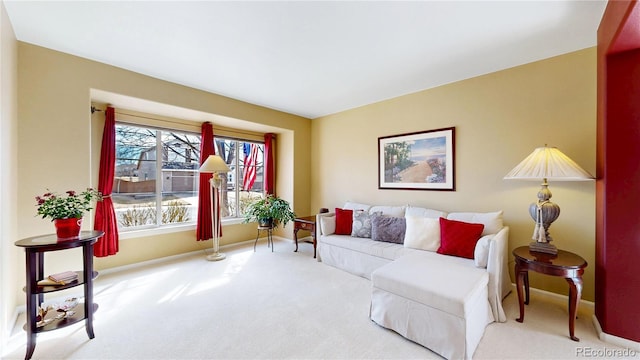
top-left (0, 0), bottom-right (19, 349)
top-left (312, 48), bottom-right (596, 301)
top-left (15, 43), bottom-right (311, 303)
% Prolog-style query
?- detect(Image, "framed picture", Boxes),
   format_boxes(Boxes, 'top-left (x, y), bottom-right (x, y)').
top-left (378, 127), bottom-right (455, 191)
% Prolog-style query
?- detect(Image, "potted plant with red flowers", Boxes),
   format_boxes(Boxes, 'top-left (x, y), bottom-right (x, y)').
top-left (35, 188), bottom-right (102, 238)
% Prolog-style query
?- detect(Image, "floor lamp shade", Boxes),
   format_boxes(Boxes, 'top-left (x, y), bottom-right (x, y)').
top-left (200, 155), bottom-right (231, 174)
top-left (504, 146), bottom-right (593, 255)
top-left (199, 155), bottom-right (230, 261)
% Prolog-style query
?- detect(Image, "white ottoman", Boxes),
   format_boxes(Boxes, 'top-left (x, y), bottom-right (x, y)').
top-left (370, 252), bottom-right (494, 360)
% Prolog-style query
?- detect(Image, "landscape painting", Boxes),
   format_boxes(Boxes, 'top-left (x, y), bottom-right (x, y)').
top-left (378, 127), bottom-right (455, 190)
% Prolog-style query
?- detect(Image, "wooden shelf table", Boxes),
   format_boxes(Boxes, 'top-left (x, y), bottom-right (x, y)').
top-left (15, 230), bottom-right (104, 360)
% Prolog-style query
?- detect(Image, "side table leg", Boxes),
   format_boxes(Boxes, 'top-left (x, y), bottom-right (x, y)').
top-left (25, 250), bottom-right (37, 360)
top-left (566, 276), bottom-right (583, 341)
top-left (294, 228), bottom-right (299, 252)
top-left (515, 262), bottom-right (527, 323)
top-left (83, 243), bottom-right (95, 339)
top-left (524, 271), bottom-right (530, 305)
top-left (312, 233), bottom-right (317, 259)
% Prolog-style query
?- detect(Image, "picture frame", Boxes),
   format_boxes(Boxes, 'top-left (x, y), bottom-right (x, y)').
top-left (378, 127), bottom-right (455, 191)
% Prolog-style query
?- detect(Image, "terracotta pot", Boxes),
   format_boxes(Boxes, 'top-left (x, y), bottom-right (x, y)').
top-left (54, 217), bottom-right (82, 239)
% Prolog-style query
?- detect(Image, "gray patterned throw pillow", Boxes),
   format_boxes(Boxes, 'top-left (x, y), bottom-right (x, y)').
top-left (351, 211), bottom-right (381, 238)
top-left (371, 216), bottom-right (406, 244)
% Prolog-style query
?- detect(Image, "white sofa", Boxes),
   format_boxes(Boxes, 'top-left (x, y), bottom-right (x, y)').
top-left (315, 202), bottom-right (511, 359)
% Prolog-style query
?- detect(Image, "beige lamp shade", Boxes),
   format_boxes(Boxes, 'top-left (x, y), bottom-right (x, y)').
top-left (503, 146), bottom-right (593, 181)
top-left (199, 155), bottom-right (230, 173)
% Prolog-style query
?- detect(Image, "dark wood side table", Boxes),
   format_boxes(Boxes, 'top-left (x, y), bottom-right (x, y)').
top-left (15, 230), bottom-right (104, 360)
top-left (293, 216), bottom-right (317, 258)
top-left (513, 246), bottom-right (587, 341)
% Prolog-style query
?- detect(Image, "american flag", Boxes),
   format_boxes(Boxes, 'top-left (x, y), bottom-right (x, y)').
top-left (243, 143), bottom-right (259, 191)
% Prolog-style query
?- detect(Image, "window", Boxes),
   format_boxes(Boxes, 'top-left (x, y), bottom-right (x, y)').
top-left (114, 124), bottom-right (201, 230)
top-left (214, 138), bottom-right (265, 219)
top-left (113, 123), bottom-right (265, 231)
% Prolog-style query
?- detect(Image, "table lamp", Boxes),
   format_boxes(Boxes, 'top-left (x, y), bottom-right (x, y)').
top-left (199, 154), bottom-right (231, 261)
top-left (504, 146), bottom-right (593, 254)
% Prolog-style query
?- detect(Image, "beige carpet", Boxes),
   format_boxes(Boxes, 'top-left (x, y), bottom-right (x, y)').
top-left (3, 239), bottom-right (635, 359)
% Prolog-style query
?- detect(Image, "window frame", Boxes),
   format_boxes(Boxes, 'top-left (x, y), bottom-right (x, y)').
top-left (112, 119), bottom-right (266, 237)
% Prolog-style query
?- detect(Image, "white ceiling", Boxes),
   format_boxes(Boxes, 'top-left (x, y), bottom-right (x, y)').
top-left (4, 1), bottom-right (607, 119)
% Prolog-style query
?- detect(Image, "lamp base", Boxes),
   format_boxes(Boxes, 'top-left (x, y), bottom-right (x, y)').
top-left (206, 252), bottom-right (226, 261)
top-left (529, 241), bottom-right (558, 255)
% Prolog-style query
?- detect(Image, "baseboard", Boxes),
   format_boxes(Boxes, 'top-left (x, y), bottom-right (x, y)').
top-left (510, 283), bottom-right (594, 314)
top-left (592, 315), bottom-right (640, 351)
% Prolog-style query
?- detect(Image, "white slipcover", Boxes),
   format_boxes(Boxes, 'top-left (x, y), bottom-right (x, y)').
top-left (370, 253), bottom-right (493, 360)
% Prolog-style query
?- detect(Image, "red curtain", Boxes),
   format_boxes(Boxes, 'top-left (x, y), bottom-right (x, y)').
top-left (94, 107), bottom-right (119, 257)
top-left (264, 133), bottom-right (275, 195)
top-left (196, 122), bottom-right (215, 240)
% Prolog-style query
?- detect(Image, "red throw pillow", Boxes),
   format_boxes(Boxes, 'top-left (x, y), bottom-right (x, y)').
top-left (335, 208), bottom-right (353, 235)
top-left (437, 217), bottom-right (484, 259)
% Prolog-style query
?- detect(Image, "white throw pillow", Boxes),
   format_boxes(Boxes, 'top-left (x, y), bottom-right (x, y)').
top-left (369, 205), bottom-right (406, 217)
top-left (405, 205), bottom-right (448, 219)
top-left (343, 201), bottom-right (371, 212)
top-left (474, 234), bottom-right (493, 268)
top-left (447, 210), bottom-right (503, 236)
top-left (403, 216), bottom-right (441, 251)
top-left (320, 216), bottom-right (336, 236)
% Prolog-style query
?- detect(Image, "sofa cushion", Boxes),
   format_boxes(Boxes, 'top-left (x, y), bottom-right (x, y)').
top-left (335, 208), bottom-right (353, 235)
top-left (371, 216), bottom-right (406, 244)
top-left (474, 234), bottom-right (493, 268)
top-left (319, 234), bottom-right (408, 261)
top-left (343, 201), bottom-right (371, 212)
top-left (319, 215), bottom-right (336, 236)
top-left (369, 205), bottom-right (406, 217)
top-left (405, 205), bottom-right (447, 219)
top-left (438, 217), bottom-right (484, 259)
top-left (371, 252), bottom-right (488, 318)
top-left (403, 216), bottom-right (441, 251)
top-left (351, 210), bottom-right (381, 238)
top-left (447, 211), bottom-right (503, 236)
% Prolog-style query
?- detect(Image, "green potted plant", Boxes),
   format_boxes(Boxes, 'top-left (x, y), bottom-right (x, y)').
top-left (243, 194), bottom-right (296, 228)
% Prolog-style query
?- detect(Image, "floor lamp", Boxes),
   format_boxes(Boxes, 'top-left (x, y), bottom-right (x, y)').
top-left (199, 155), bottom-right (230, 261)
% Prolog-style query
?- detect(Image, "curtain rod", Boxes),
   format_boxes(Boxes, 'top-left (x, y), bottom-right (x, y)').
top-left (91, 106), bottom-right (103, 114)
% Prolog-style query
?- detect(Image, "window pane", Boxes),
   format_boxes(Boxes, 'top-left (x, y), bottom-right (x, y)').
top-left (214, 139), bottom-right (235, 218)
top-left (238, 141), bottom-right (265, 217)
top-left (114, 124), bottom-right (200, 230)
top-left (212, 138), bottom-right (264, 219)
top-left (114, 125), bottom-right (158, 228)
top-left (239, 142), bottom-right (264, 193)
top-left (161, 131), bottom-right (200, 224)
